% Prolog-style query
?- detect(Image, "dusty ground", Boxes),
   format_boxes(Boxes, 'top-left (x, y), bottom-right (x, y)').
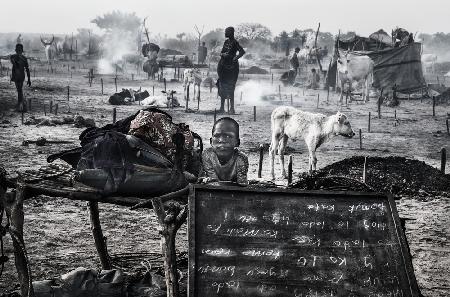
top-left (0, 59), bottom-right (449, 296)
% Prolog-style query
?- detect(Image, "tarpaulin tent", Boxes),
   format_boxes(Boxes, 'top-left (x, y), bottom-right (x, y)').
top-left (366, 42), bottom-right (426, 93)
top-left (327, 42), bottom-right (426, 93)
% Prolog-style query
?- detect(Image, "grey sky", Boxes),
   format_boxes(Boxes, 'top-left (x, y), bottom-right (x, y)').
top-left (1, 0), bottom-right (448, 37)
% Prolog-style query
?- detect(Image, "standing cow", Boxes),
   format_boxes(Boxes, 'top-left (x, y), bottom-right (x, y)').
top-left (269, 106), bottom-right (355, 179)
top-left (183, 68), bottom-right (202, 101)
top-left (336, 51), bottom-right (374, 103)
top-left (40, 35), bottom-right (55, 65)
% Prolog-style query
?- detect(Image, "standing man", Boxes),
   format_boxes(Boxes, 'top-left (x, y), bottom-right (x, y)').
top-left (290, 47), bottom-right (300, 73)
top-left (198, 41), bottom-right (208, 64)
top-left (9, 44), bottom-right (31, 111)
top-left (216, 27), bottom-right (245, 114)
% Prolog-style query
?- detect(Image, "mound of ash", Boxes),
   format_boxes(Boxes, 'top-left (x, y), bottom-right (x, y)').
top-left (291, 156), bottom-right (450, 196)
top-left (242, 66), bottom-right (269, 75)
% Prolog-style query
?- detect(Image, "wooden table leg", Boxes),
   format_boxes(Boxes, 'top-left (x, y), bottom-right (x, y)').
top-left (87, 201), bottom-right (111, 270)
top-left (4, 185), bottom-right (35, 297)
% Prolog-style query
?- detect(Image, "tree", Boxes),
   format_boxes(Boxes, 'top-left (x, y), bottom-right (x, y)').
top-left (176, 33), bottom-right (186, 41)
top-left (91, 11), bottom-right (141, 33)
top-left (235, 23), bottom-right (272, 41)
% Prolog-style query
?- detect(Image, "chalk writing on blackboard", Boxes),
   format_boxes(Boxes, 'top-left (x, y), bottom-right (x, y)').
top-left (189, 185), bottom-right (421, 297)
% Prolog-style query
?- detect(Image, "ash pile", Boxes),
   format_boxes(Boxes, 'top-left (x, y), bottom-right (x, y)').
top-left (291, 156), bottom-right (450, 198)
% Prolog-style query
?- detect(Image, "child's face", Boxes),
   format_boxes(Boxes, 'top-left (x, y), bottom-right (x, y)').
top-left (211, 121), bottom-right (239, 159)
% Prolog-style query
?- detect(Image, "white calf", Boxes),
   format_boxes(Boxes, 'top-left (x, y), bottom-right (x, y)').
top-left (183, 68), bottom-right (202, 101)
top-left (269, 106), bottom-right (355, 179)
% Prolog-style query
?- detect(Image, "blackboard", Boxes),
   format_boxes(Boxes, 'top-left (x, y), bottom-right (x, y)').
top-left (188, 185), bottom-right (420, 297)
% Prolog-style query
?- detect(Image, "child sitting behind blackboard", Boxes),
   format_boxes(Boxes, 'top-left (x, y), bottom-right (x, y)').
top-left (200, 117), bottom-right (249, 185)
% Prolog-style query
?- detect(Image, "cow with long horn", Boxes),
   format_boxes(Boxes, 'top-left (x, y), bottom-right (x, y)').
top-left (40, 35), bottom-right (55, 65)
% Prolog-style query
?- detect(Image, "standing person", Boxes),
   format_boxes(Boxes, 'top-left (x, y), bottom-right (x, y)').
top-left (198, 41), bottom-right (208, 64)
top-left (290, 47), bottom-right (300, 73)
top-left (9, 44), bottom-right (31, 111)
top-left (216, 26), bottom-right (245, 114)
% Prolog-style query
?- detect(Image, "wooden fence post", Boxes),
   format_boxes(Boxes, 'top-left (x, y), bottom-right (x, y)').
top-left (213, 108), bottom-right (217, 123)
top-left (368, 112), bottom-right (371, 132)
top-left (54, 103), bottom-right (58, 115)
top-left (253, 106), bottom-right (256, 122)
top-left (288, 155), bottom-right (293, 185)
top-left (441, 148), bottom-right (447, 174)
top-left (258, 144), bottom-right (264, 178)
top-left (100, 79), bottom-right (103, 95)
top-left (49, 101), bottom-right (53, 113)
top-left (359, 129), bottom-right (362, 150)
top-left (432, 96), bottom-right (436, 117)
top-left (114, 77), bottom-right (117, 92)
top-left (112, 108), bottom-right (117, 123)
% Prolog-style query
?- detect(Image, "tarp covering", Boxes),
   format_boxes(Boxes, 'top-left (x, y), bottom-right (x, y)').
top-left (367, 43), bottom-right (426, 92)
top-left (327, 43), bottom-right (426, 93)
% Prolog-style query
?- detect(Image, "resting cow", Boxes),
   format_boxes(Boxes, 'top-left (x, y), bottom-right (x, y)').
top-left (269, 106), bottom-right (355, 179)
top-left (141, 90), bottom-right (180, 108)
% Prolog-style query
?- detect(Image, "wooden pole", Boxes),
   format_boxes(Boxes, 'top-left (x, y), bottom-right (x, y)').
top-left (197, 88), bottom-right (200, 111)
top-left (114, 77), bottom-right (117, 92)
top-left (253, 106), bottom-right (256, 121)
top-left (112, 108), bottom-right (117, 123)
top-left (316, 93), bottom-right (320, 108)
top-left (257, 144), bottom-right (264, 178)
top-left (227, 99), bottom-right (230, 114)
top-left (288, 155), bottom-right (293, 185)
top-left (432, 96), bottom-right (436, 117)
top-left (3, 186), bottom-right (35, 297)
top-left (49, 101), bottom-right (53, 113)
top-left (359, 129), bottom-right (362, 150)
top-left (186, 84), bottom-right (190, 112)
top-left (54, 103), bottom-right (58, 115)
top-left (327, 87), bottom-right (330, 102)
top-left (100, 79), bottom-right (103, 95)
top-left (213, 108), bottom-right (217, 123)
top-left (446, 119), bottom-right (449, 135)
top-left (271, 73), bottom-right (273, 85)
top-left (378, 94), bottom-right (382, 119)
top-left (153, 85), bottom-right (155, 96)
top-left (67, 86), bottom-right (70, 101)
top-left (278, 85), bottom-right (281, 100)
top-left (363, 156), bottom-right (367, 183)
top-left (441, 148), bottom-right (447, 174)
top-left (164, 78), bottom-right (167, 92)
top-left (394, 109), bottom-right (397, 119)
top-left (88, 202), bottom-right (111, 270)
top-left (368, 112), bottom-right (371, 132)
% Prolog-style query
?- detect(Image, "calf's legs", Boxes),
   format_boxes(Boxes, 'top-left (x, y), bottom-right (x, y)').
top-left (278, 135), bottom-right (289, 178)
top-left (269, 132), bottom-right (281, 180)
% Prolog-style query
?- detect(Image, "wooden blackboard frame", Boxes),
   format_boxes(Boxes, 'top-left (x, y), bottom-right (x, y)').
top-left (188, 184), bottom-right (421, 297)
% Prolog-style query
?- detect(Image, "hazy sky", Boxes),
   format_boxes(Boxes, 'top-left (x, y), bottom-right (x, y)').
top-left (1, 0), bottom-right (448, 37)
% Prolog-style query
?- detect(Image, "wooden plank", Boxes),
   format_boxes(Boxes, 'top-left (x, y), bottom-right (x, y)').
top-left (188, 185), bottom-right (421, 297)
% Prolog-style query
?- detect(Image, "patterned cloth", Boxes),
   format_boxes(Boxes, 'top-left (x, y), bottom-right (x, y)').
top-left (128, 110), bottom-right (194, 164)
top-left (201, 147), bottom-right (248, 185)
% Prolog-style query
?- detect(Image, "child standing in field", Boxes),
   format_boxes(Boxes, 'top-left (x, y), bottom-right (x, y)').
top-left (200, 117), bottom-right (249, 185)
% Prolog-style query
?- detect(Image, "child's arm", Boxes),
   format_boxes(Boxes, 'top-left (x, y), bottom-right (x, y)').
top-left (200, 150), bottom-right (219, 182)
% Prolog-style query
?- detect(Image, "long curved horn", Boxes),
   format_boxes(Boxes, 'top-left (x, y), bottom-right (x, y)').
top-left (49, 35), bottom-right (55, 45)
top-left (40, 36), bottom-right (47, 46)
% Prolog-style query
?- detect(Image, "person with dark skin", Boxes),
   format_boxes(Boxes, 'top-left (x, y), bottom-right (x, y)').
top-left (216, 27), bottom-right (245, 114)
top-left (200, 117), bottom-right (248, 185)
top-left (198, 41), bottom-right (208, 64)
top-left (8, 44), bottom-right (31, 111)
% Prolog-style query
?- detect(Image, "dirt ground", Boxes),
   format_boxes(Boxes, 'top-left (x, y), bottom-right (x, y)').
top-left (0, 60), bottom-right (449, 296)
